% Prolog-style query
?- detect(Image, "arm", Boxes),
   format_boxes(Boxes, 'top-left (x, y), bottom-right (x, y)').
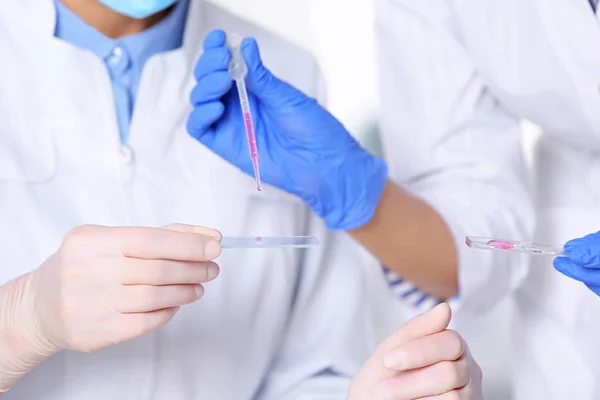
top-left (255, 221), bottom-right (371, 399)
top-left (312, 38), bottom-right (457, 299)
top-left (350, 180), bottom-right (457, 299)
top-left (352, 0), bottom-right (534, 309)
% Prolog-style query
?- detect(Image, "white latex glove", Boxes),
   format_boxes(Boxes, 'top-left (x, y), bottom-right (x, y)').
top-left (0, 223), bottom-right (222, 392)
top-left (348, 303), bottom-right (483, 400)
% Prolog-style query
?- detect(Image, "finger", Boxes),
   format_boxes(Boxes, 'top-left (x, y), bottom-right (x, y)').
top-left (379, 303), bottom-right (452, 352)
top-left (194, 47), bottom-right (232, 81)
top-left (374, 357), bottom-right (470, 400)
top-left (113, 284), bottom-right (204, 313)
top-left (383, 329), bottom-right (465, 371)
top-left (354, 303), bottom-right (454, 392)
top-left (190, 71), bottom-right (234, 105)
top-left (117, 307), bottom-right (180, 342)
top-left (162, 223), bottom-right (222, 241)
top-left (416, 366), bottom-right (481, 400)
top-left (414, 387), bottom-right (471, 400)
top-left (554, 257), bottom-right (600, 283)
top-left (553, 256), bottom-right (575, 276)
top-left (563, 241), bottom-right (600, 268)
top-left (241, 38), bottom-right (312, 106)
top-left (204, 29), bottom-right (226, 49)
top-left (112, 227), bottom-right (222, 261)
top-left (117, 259), bottom-right (220, 285)
top-left (187, 102), bottom-right (226, 139)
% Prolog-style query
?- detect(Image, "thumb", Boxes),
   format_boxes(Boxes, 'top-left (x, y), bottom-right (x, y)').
top-left (564, 241), bottom-right (600, 268)
top-left (162, 223), bottom-right (222, 242)
top-left (241, 38), bottom-right (314, 107)
top-left (347, 303), bottom-right (452, 400)
top-left (378, 303), bottom-right (452, 353)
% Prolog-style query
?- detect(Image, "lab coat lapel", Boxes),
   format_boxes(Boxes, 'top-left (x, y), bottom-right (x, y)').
top-left (534, 0), bottom-right (600, 128)
top-left (4, 0), bottom-right (119, 150)
top-left (533, 0), bottom-right (600, 71)
top-left (127, 0), bottom-right (208, 156)
top-left (182, 0), bottom-right (208, 65)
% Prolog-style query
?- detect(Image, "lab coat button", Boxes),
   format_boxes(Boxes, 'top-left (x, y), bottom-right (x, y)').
top-left (119, 145), bottom-right (134, 164)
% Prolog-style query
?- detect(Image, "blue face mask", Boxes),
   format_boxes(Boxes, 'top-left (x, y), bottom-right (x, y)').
top-left (98, 0), bottom-right (179, 19)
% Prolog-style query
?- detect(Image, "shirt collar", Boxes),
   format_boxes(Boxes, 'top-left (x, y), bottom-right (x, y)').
top-left (53, 0), bottom-right (189, 65)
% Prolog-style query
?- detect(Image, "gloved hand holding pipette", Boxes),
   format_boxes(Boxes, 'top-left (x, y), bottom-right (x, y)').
top-left (554, 231), bottom-right (600, 297)
top-left (187, 30), bottom-right (388, 231)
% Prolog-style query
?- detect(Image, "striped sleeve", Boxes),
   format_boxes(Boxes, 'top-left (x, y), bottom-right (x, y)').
top-left (383, 267), bottom-right (443, 311)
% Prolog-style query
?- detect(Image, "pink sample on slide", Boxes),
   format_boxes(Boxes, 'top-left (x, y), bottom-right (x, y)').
top-left (465, 236), bottom-right (565, 256)
top-left (489, 240), bottom-right (515, 250)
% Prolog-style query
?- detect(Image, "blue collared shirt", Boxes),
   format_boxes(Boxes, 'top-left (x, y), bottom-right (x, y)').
top-left (53, 0), bottom-right (189, 143)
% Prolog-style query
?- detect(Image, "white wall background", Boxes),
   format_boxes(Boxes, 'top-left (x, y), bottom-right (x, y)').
top-left (209, 1), bottom-right (542, 398)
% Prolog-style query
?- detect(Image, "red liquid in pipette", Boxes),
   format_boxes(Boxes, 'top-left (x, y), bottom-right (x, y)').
top-left (243, 111), bottom-right (262, 191)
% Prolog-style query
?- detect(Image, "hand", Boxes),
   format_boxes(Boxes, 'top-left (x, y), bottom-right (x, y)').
top-left (18, 224), bottom-right (222, 355)
top-left (348, 303), bottom-right (483, 400)
top-left (554, 231), bottom-right (600, 296)
top-left (187, 30), bottom-right (388, 231)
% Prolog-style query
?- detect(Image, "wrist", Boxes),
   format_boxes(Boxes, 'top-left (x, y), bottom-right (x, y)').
top-left (11, 272), bottom-right (60, 356)
top-left (0, 274), bottom-right (59, 391)
top-left (318, 152), bottom-right (388, 231)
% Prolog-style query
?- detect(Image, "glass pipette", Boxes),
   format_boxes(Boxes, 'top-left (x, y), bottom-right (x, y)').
top-left (221, 236), bottom-right (320, 249)
top-left (465, 236), bottom-right (564, 256)
top-left (227, 33), bottom-right (262, 191)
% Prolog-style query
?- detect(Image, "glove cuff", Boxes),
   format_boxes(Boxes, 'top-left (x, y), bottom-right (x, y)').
top-left (0, 274), bottom-right (60, 391)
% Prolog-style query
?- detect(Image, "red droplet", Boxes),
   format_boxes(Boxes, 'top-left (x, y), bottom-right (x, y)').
top-left (255, 236), bottom-right (263, 241)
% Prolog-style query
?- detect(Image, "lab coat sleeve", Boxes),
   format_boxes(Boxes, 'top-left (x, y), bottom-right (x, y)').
top-left (375, 0), bottom-right (534, 316)
top-left (255, 220), bottom-right (372, 400)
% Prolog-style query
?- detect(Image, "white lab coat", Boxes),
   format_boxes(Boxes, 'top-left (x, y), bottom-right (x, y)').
top-left (376, 0), bottom-right (600, 398)
top-left (0, 0), bottom-right (372, 399)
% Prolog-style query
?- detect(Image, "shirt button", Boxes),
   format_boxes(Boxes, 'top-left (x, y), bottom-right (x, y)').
top-left (108, 46), bottom-right (123, 65)
top-left (119, 145), bottom-right (134, 165)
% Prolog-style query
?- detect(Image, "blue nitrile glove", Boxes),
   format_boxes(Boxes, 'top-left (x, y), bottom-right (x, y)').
top-left (554, 231), bottom-right (600, 297)
top-left (186, 30), bottom-right (388, 231)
